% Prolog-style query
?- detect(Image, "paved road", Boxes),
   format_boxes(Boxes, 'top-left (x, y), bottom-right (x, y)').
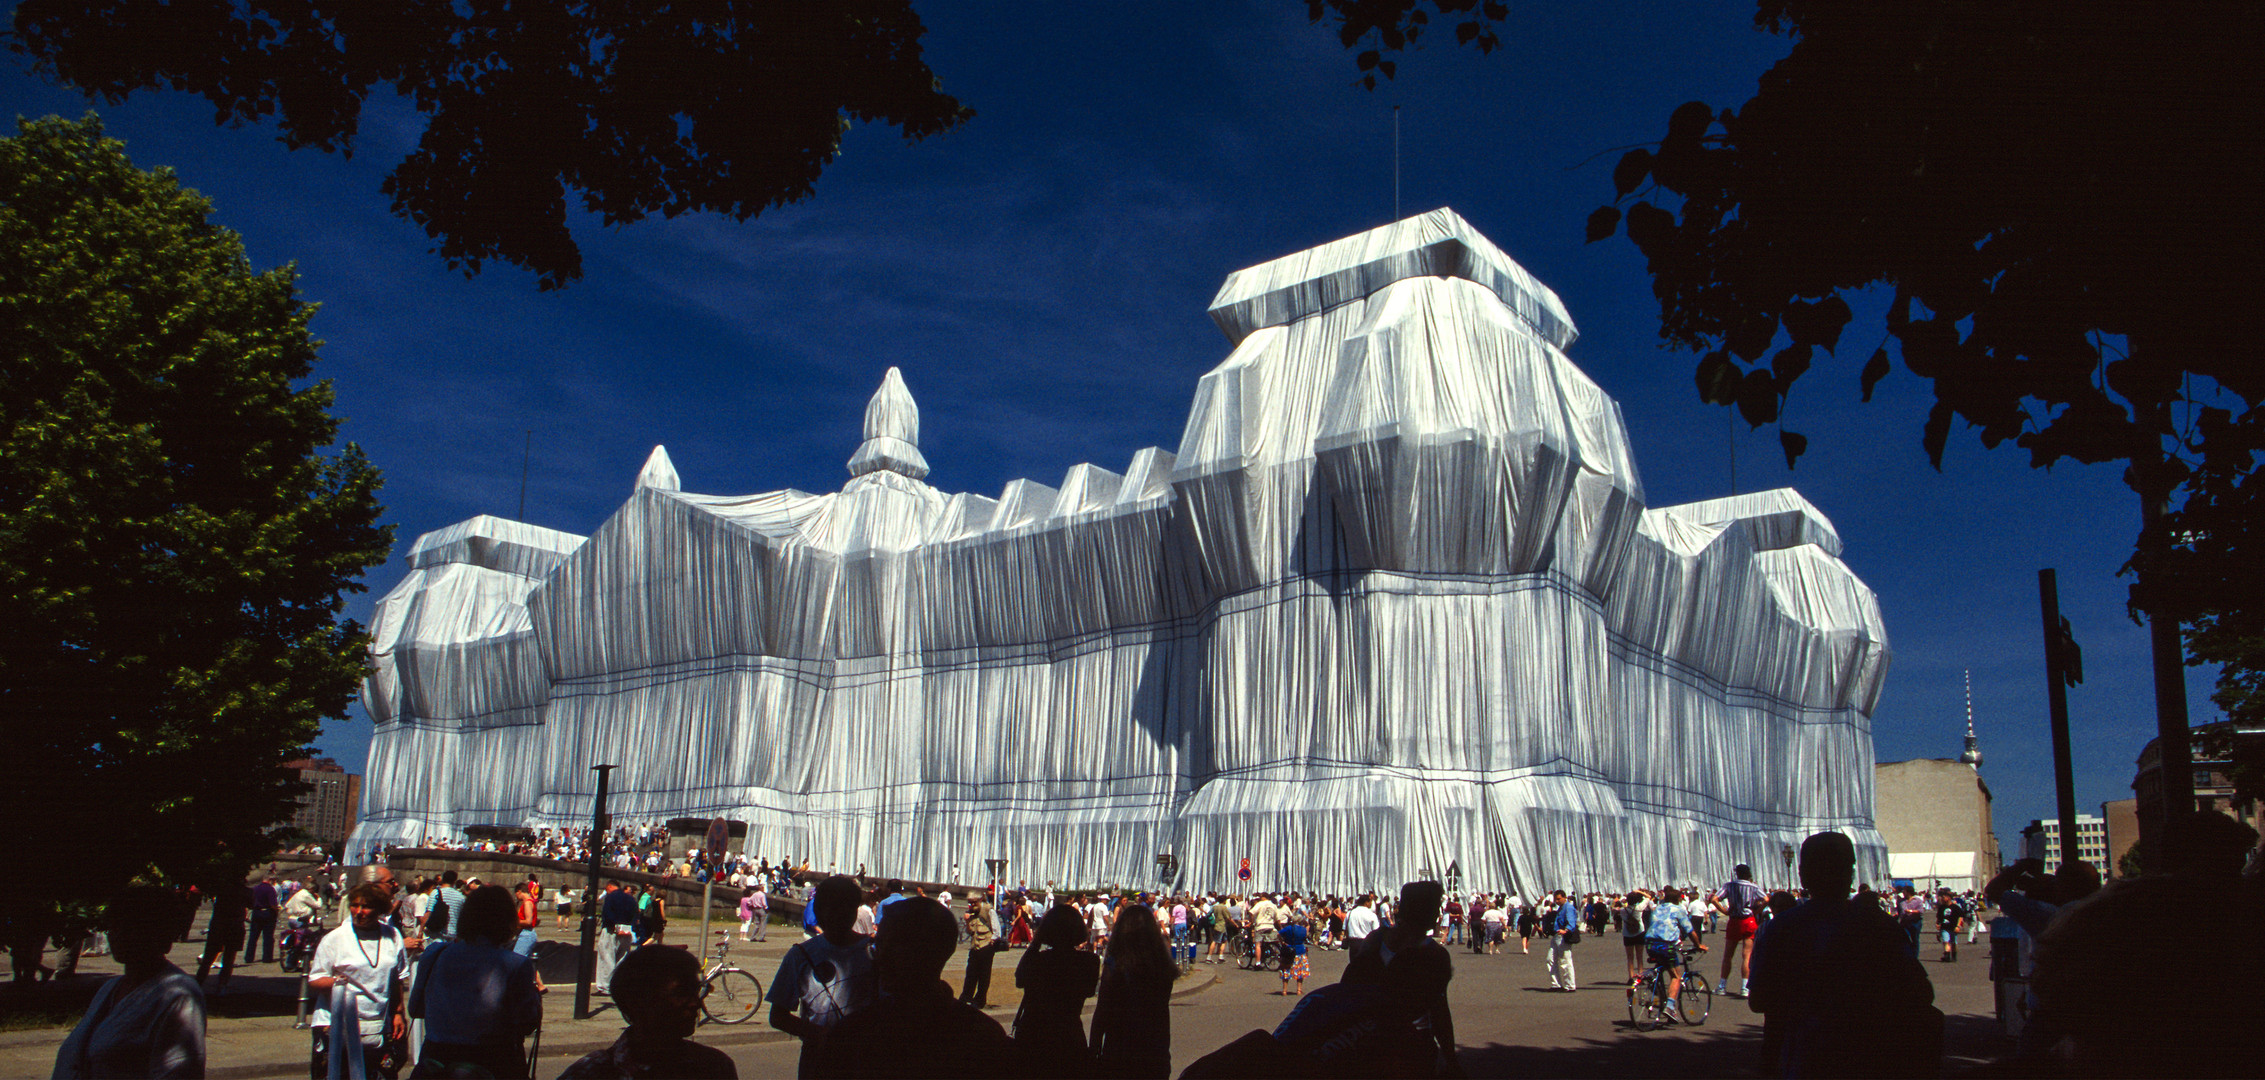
top-left (0, 912), bottom-right (2006, 1078)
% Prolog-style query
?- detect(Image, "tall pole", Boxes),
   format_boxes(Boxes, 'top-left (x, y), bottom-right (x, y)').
top-left (575, 763), bottom-right (615, 1021)
top-left (2138, 494), bottom-right (2193, 876)
top-left (2037, 571), bottom-right (2079, 871)
top-left (1392, 105), bottom-right (1400, 221)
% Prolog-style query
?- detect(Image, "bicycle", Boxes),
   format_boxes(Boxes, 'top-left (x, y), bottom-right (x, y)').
top-left (1627, 944), bottom-right (1711, 1031)
top-left (1238, 934), bottom-right (1286, 972)
top-left (700, 931), bottom-right (766, 1025)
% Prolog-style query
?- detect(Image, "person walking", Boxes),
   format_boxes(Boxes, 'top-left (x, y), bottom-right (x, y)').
top-left (195, 882), bottom-right (247, 992)
top-left (1544, 890), bottom-right (1581, 991)
top-left (245, 877), bottom-right (280, 966)
top-left (406, 886), bottom-right (541, 1078)
top-left (738, 884), bottom-right (768, 942)
top-left (595, 882), bottom-right (640, 995)
top-left (308, 884), bottom-right (410, 1079)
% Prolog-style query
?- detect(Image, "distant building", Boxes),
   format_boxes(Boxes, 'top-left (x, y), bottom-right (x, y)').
top-left (2102, 797), bottom-right (2139, 878)
top-left (1873, 676), bottom-right (1998, 893)
top-left (2026, 813), bottom-right (2107, 876)
top-left (281, 757), bottom-right (360, 847)
top-left (1875, 758), bottom-right (1999, 893)
top-left (2132, 720), bottom-right (2262, 872)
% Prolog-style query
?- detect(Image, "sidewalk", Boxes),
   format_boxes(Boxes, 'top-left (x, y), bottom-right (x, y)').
top-left (0, 917), bottom-right (1218, 1079)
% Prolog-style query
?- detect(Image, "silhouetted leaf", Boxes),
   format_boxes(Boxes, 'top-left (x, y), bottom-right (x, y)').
top-left (1696, 350), bottom-right (1739, 405)
top-left (1860, 347), bottom-right (1891, 402)
top-left (1624, 201), bottom-right (1673, 252)
top-left (1357, 49), bottom-right (1379, 70)
top-left (1727, 310), bottom-right (1777, 362)
top-left (1771, 343), bottom-right (1813, 389)
top-left (1585, 205), bottom-right (1621, 243)
top-left (1737, 369), bottom-right (1780, 427)
top-left (1613, 148), bottom-right (1654, 196)
top-left (1783, 295), bottom-right (1852, 353)
top-left (1780, 429), bottom-right (1808, 468)
top-left (1922, 401), bottom-right (1953, 468)
top-left (1665, 101), bottom-right (1713, 147)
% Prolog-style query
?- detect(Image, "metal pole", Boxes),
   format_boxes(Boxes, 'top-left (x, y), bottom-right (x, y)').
top-left (2037, 570), bottom-right (2079, 872)
top-left (2139, 494), bottom-right (2194, 875)
top-left (575, 764), bottom-right (615, 1021)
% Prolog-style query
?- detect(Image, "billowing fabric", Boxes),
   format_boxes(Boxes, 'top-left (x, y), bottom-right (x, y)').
top-left (351, 209), bottom-right (1890, 896)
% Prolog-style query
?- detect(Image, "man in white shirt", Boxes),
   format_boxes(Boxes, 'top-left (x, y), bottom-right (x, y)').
top-left (1249, 893), bottom-right (1282, 964)
top-left (1343, 894), bottom-right (1381, 943)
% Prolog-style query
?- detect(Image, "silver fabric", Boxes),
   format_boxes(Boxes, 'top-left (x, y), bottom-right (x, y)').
top-left (351, 209), bottom-right (1890, 895)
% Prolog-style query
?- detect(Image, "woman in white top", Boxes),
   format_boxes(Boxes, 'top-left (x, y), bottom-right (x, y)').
top-left (309, 883), bottom-right (408, 1078)
top-left (53, 888), bottom-right (204, 1079)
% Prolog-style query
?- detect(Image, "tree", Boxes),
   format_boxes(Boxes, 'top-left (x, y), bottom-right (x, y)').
top-left (0, 115), bottom-right (392, 917)
top-left (1315, 0), bottom-right (2265, 866)
top-left (9, 0), bottom-right (973, 289)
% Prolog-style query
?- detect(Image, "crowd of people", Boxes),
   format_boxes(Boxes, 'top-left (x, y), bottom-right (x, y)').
top-left (44, 807), bottom-right (2265, 1078)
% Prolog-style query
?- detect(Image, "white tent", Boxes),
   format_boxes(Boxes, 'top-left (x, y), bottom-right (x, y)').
top-left (351, 209), bottom-right (1891, 895)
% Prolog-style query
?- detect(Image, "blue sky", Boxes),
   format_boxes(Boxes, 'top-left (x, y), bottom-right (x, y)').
top-left (4, 0), bottom-right (2217, 853)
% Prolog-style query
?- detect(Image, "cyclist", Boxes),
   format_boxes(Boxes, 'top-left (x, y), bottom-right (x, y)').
top-left (1644, 887), bottom-right (1706, 1019)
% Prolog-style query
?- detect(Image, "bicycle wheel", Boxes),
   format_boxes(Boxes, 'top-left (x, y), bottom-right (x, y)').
top-left (1678, 975), bottom-right (1712, 1026)
top-left (1237, 945), bottom-right (1255, 970)
top-left (1628, 975), bottom-right (1660, 1031)
top-left (701, 967), bottom-right (764, 1025)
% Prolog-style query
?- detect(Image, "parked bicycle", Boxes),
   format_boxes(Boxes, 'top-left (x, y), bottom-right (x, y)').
top-left (700, 930), bottom-right (765, 1025)
top-left (1627, 943), bottom-right (1711, 1030)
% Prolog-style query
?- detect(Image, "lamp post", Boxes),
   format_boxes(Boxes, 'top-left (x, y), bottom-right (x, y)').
top-left (1781, 842), bottom-right (1796, 887)
top-left (575, 763), bottom-right (615, 1021)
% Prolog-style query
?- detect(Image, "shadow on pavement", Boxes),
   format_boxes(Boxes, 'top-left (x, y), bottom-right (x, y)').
top-left (1461, 1023), bottom-right (1767, 1079)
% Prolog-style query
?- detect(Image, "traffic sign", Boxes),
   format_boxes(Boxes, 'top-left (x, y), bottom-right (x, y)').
top-left (1238, 857), bottom-right (1251, 881)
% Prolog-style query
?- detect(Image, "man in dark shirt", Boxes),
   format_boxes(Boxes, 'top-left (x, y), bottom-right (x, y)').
top-left (596, 881), bottom-right (642, 994)
top-left (559, 945), bottom-right (737, 1078)
top-left (808, 889), bottom-right (1018, 1077)
top-left (1339, 880), bottom-right (1459, 1077)
top-left (245, 877), bottom-right (280, 964)
top-left (1748, 832), bottom-right (1937, 1078)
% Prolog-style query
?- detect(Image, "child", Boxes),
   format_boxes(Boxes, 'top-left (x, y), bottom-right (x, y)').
top-left (1276, 916), bottom-right (1311, 995)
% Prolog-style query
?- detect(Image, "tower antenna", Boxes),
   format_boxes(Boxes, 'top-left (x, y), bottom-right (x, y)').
top-left (1959, 669), bottom-right (1984, 767)
top-left (518, 430), bottom-right (532, 520)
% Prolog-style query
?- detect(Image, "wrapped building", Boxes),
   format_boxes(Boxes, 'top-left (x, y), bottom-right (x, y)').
top-left (350, 209), bottom-right (1891, 894)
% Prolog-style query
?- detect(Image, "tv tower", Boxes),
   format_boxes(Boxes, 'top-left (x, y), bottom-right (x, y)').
top-left (1959, 669), bottom-right (1984, 768)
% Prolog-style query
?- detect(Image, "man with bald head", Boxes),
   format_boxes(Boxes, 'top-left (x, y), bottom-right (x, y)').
top-left (1747, 832), bottom-right (1936, 1078)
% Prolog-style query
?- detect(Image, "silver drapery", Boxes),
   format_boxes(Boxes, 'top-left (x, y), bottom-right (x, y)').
top-left (351, 209), bottom-right (1890, 896)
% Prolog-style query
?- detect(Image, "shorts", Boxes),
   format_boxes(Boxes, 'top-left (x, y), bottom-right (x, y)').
top-left (1646, 943), bottom-right (1679, 967)
top-left (1622, 934), bottom-right (1646, 949)
top-left (1938, 929), bottom-right (1955, 943)
top-left (1727, 915), bottom-right (1759, 944)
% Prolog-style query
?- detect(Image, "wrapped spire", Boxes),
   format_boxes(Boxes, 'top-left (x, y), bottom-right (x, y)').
top-left (846, 367), bottom-right (930, 480)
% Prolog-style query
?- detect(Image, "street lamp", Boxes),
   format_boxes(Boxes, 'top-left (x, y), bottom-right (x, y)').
top-left (1155, 852), bottom-right (1178, 892)
top-left (575, 763), bottom-right (616, 1021)
top-left (1781, 842), bottom-right (1797, 885)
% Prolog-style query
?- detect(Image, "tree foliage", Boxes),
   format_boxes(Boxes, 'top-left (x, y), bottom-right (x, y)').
top-left (1303, 0), bottom-right (1509, 89)
top-left (9, 0), bottom-right (974, 289)
top-left (1582, 2), bottom-right (2261, 485)
top-left (1322, 0), bottom-right (2265, 746)
top-left (0, 115), bottom-right (392, 911)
